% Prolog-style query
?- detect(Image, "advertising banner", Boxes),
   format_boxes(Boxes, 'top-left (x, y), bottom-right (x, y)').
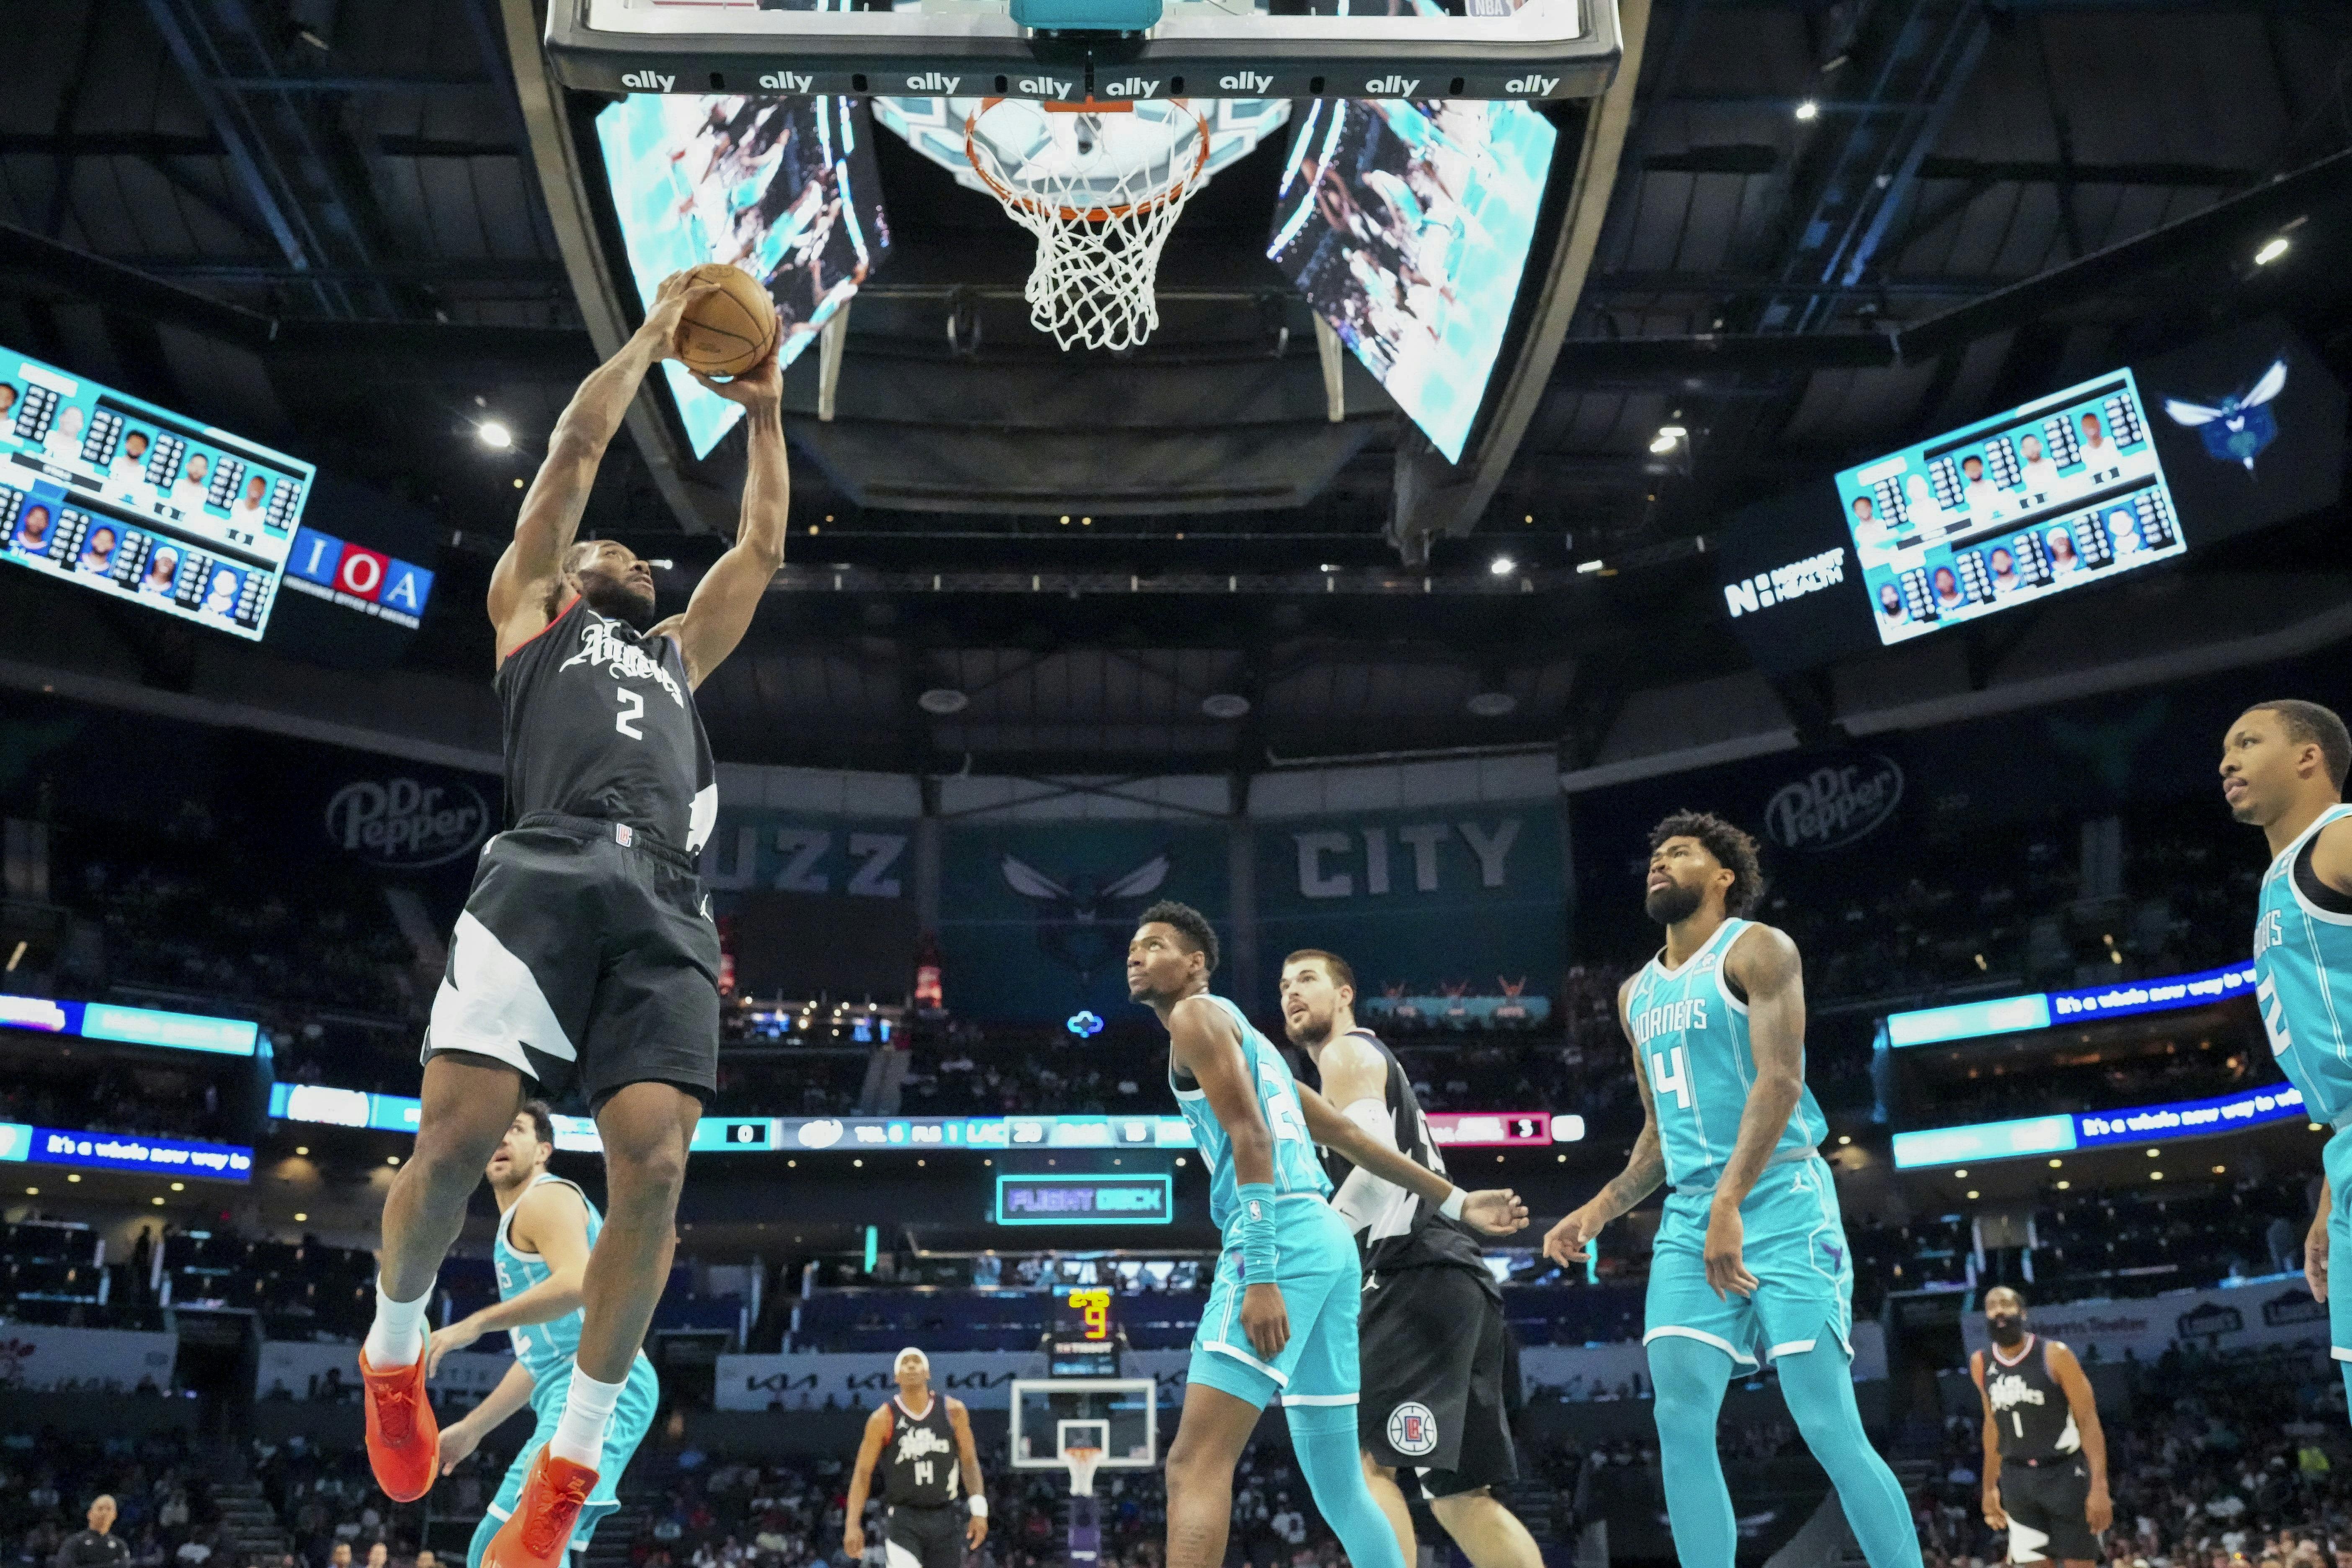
top-left (1955, 1277), bottom-right (2326, 1365)
top-left (0, 1323), bottom-right (178, 1392)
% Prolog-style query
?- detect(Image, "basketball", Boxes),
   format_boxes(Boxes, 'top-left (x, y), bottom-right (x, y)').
top-left (675, 262), bottom-right (776, 376)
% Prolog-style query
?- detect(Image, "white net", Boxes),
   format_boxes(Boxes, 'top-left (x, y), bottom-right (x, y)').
top-left (1063, 1446), bottom-right (1103, 1497)
top-left (965, 99), bottom-right (1210, 351)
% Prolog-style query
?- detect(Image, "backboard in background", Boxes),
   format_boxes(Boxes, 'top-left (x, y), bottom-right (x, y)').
top-left (1009, 1378), bottom-right (1159, 1470)
top-left (544, 0), bottom-right (1624, 106)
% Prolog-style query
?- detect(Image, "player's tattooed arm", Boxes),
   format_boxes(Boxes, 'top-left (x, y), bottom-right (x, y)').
top-left (1544, 975), bottom-right (1666, 1266)
top-left (1702, 923), bottom-right (1809, 1298)
top-left (1294, 1083), bottom-right (1527, 1236)
top-left (842, 1403), bottom-right (892, 1559)
top-left (660, 333), bottom-right (789, 688)
top-left (491, 269), bottom-right (718, 658)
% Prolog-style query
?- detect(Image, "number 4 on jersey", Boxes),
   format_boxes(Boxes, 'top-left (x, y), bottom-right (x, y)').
top-left (1649, 1045), bottom-right (1692, 1110)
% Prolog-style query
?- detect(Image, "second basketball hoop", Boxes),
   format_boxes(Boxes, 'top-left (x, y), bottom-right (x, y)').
top-left (964, 97), bottom-right (1212, 352)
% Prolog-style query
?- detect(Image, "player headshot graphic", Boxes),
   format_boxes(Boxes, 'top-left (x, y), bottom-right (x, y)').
top-left (1933, 565), bottom-right (1965, 610)
top-left (201, 565), bottom-right (241, 616)
top-left (0, 384), bottom-right (17, 423)
top-left (44, 405), bottom-right (86, 464)
top-left (2078, 412), bottom-right (2115, 467)
top-left (140, 545), bottom-right (181, 595)
top-left (13, 503), bottom-right (54, 553)
top-left (232, 475), bottom-right (269, 521)
top-left (1960, 454), bottom-right (2000, 515)
top-left (172, 453), bottom-right (213, 509)
top-left (113, 430), bottom-right (150, 477)
top-left (2106, 508), bottom-right (2141, 556)
top-left (1851, 495), bottom-right (1874, 525)
top-left (2045, 527), bottom-right (2080, 573)
top-left (1876, 583), bottom-right (1907, 627)
top-left (77, 524), bottom-right (119, 574)
top-left (1987, 547), bottom-right (2021, 594)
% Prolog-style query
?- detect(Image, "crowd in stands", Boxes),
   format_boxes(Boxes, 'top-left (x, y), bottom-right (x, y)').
top-left (2027, 1169), bottom-right (2317, 1299)
top-left (0, 1434), bottom-right (222, 1568)
top-left (0, 1041), bottom-right (238, 1143)
top-left (1916, 1346), bottom-right (2352, 1568)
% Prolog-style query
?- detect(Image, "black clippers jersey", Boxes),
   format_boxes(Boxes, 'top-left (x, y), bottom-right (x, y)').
top-left (882, 1395), bottom-right (961, 1506)
top-left (1977, 1336), bottom-right (2081, 1462)
top-left (1323, 1029), bottom-right (1490, 1279)
top-left (498, 600), bottom-right (716, 854)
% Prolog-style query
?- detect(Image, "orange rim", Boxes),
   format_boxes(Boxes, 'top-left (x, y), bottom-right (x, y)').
top-left (964, 96), bottom-right (1212, 224)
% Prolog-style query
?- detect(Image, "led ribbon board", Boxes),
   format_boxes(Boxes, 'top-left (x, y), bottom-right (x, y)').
top-left (0, 348), bottom-right (313, 640)
top-left (1891, 1083), bottom-right (2308, 1170)
top-left (995, 1174), bottom-right (1174, 1225)
top-left (1883, 960), bottom-right (2259, 1049)
top-left (0, 995), bottom-right (259, 1057)
top-left (0, 1122), bottom-right (253, 1181)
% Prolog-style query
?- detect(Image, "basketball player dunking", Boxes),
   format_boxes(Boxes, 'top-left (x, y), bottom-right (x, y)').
top-left (1279, 949), bottom-right (1542, 1568)
top-left (2221, 700), bottom-right (2352, 1417)
top-left (843, 1349), bottom-right (988, 1568)
top-left (356, 269), bottom-right (789, 1568)
top-left (1542, 813), bottom-right (1920, 1568)
top-left (1126, 901), bottom-right (1528, 1568)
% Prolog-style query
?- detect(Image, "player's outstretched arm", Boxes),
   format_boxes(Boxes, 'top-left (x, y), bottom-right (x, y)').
top-left (437, 1358), bottom-right (537, 1476)
top-left (2047, 1343), bottom-right (2111, 1532)
top-left (1543, 977), bottom-right (1664, 1267)
top-left (657, 339), bottom-right (789, 689)
top-left (843, 1404), bottom-right (891, 1559)
top-left (947, 1397), bottom-right (989, 1547)
top-left (1701, 923), bottom-right (1808, 1298)
top-left (1294, 1083), bottom-right (1527, 1236)
top-left (423, 1182), bottom-right (593, 1373)
top-left (490, 270), bottom-right (716, 659)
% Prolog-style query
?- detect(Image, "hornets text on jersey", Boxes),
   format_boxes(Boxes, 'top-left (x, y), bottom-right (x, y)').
top-left (1170, 994), bottom-right (1333, 1236)
top-left (1623, 918), bottom-right (1827, 1189)
top-left (2252, 803), bottom-right (2352, 1127)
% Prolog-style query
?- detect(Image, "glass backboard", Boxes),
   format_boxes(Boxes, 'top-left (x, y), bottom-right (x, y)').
top-left (544, 0), bottom-right (1624, 106)
top-left (1009, 1378), bottom-right (1160, 1470)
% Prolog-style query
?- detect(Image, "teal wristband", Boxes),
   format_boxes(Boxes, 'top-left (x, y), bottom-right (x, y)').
top-left (1237, 1182), bottom-right (1278, 1279)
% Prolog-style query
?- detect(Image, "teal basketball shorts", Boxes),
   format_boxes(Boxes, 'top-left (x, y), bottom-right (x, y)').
top-left (1642, 1154), bottom-right (1853, 1371)
top-left (1188, 1195), bottom-right (1364, 1410)
top-left (469, 1353), bottom-right (661, 1568)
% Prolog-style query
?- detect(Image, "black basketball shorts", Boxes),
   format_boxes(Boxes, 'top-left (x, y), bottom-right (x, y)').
top-left (1999, 1458), bottom-right (2099, 1564)
top-left (885, 1505), bottom-right (965, 1568)
top-left (422, 812), bottom-right (720, 1109)
top-left (1358, 1263), bottom-right (1519, 1497)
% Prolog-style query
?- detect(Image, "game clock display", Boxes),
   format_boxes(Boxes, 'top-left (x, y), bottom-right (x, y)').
top-left (1835, 366), bottom-right (2187, 647)
top-left (0, 350), bottom-right (314, 641)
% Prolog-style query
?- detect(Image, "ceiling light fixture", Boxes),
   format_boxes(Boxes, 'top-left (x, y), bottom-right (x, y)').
top-left (1466, 691), bottom-right (1518, 717)
top-left (917, 688), bottom-right (970, 715)
top-left (1795, 99), bottom-right (1820, 121)
top-left (477, 420), bottom-right (513, 450)
top-left (1489, 555), bottom-right (1516, 576)
top-left (2254, 236), bottom-right (2290, 266)
top-left (1201, 694), bottom-right (1251, 719)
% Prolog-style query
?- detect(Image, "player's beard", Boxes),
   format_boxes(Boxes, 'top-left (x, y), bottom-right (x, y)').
top-left (580, 573), bottom-right (658, 631)
top-left (1645, 881), bottom-right (1703, 926)
top-left (1284, 1004), bottom-right (1333, 1049)
top-left (1987, 1313), bottom-right (2026, 1347)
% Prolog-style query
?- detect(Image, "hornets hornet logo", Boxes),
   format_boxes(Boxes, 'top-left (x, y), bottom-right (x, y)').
top-left (1386, 1402), bottom-right (1439, 1458)
top-left (1000, 849), bottom-right (1171, 989)
top-left (2163, 357), bottom-right (2287, 475)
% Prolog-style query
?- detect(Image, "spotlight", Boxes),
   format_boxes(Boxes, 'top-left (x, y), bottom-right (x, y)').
top-left (918, 688), bottom-right (970, 715)
top-left (1489, 555), bottom-right (1516, 576)
top-left (2254, 236), bottom-right (2290, 266)
top-left (1466, 691), bottom-right (1518, 717)
top-left (1648, 433), bottom-right (1677, 454)
top-left (1795, 99), bottom-right (1820, 120)
top-left (1201, 694), bottom-right (1251, 719)
top-left (477, 420), bottom-right (513, 450)
top-left (293, 1213), bottom-right (307, 1222)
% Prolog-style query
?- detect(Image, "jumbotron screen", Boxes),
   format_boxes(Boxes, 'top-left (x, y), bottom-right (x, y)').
top-left (1834, 366), bottom-right (2185, 645)
top-left (0, 349), bottom-right (313, 641)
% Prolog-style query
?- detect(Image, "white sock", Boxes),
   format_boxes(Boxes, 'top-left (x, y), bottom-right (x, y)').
top-left (364, 1280), bottom-right (433, 1369)
top-left (548, 1365), bottom-right (624, 1468)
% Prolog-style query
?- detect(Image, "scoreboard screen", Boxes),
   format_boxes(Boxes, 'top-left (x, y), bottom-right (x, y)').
top-left (0, 348), bottom-right (314, 640)
top-left (1833, 367), bottom-right (2185, 646)
top-left (1047, 1287), bottom-right (1123, 1377)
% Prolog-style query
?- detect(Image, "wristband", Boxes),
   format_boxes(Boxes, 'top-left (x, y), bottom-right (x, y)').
top-left (1437, 1187), bottom-right (1466, 1222)
top-left (1236, 1182), bottom-right (1279, 1278)
top-left (969, 1499), bottom-right (988, 1519)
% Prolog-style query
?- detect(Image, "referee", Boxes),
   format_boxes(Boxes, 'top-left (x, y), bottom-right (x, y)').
top-left (1970, 1287), bottom-right (2110, 1568)
top-left (52, 1496), bottom-right (129, 1568)
top-left (1281, 950), bottom-right (1542, 1568)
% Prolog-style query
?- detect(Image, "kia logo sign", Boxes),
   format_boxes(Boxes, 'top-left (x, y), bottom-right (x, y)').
top-left (325, 778), bottom-right (491, 868)
top-left (1761, 754), bottom-right (1904, 852)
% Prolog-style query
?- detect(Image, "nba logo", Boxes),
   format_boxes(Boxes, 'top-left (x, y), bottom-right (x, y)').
top-left (1386, 1402), bottom-right (1438, 1457)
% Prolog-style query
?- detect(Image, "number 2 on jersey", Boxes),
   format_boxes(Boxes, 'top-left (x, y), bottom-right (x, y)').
top-left (615, 687), bottom-right (645, 739)
top-left (2258, 974), bottom-right (2293, 1057)
top-left (1264, 1084), bottom-right (1307, 1143)
top-left (1648, 1046), bottom-right (1693, 1110)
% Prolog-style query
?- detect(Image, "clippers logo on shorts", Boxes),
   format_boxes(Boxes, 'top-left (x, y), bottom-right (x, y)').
top-left (1385, 1403), bottom-right (1439, 1458)
top-left (562, 618), bottom-right (686, 708)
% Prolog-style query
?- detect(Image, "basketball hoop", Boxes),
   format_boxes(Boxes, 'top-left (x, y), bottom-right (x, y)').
top-left (1062, 1444), bottom-right (1104, 1497)
top-left (964, 98), bottom-right (1211, 352)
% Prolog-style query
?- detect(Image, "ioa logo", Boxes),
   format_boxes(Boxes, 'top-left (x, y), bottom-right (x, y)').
top-left (1363, 75), bottom-right (1419, 94)
top-left (1505, 74), bottom-right (1558, 93)
top-left (1761, 753), bottom-right (1903, 853)
top-left (619, 70), bottom-right (676, 91)
top-left (324, 777), bottom-right (490, 868)
top-left (1723, 546), bottom-right (1846, 618)
top-left (1385, 1402), bottom-right (1439, 1457)
top-left (1219, 71), bottom-right (1272, 93)
top-left (758, 72), bottom-right (813, 92)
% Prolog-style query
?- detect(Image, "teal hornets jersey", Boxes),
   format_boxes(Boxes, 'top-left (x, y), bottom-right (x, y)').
top-left (1624, 918), bottom-right (1826, 1189)
top-left (492, 1173), bottom-right (647, 1388)
top-left (2253, 804), bottom-right (2352, 1127)
top-left (1170, 994), bottom-right (1333, 1235)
